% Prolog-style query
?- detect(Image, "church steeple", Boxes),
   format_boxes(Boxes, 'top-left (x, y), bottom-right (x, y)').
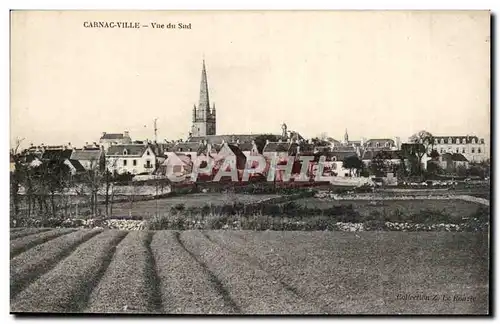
top-left (344, 128), bottom-right (349, 143)
top-left (191, 59), bottom-right (216, 136)
top-left (198, 59), bottom-right (210, 119)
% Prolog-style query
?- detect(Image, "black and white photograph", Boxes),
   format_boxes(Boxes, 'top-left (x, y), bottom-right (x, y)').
top-left (9, 10), bottom-right (491, 315)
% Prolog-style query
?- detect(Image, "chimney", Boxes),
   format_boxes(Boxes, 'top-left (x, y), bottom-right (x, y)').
top-left (124, 130), bottom-right (130, 138)
top-left (265, 139), bottom-right (270, 145)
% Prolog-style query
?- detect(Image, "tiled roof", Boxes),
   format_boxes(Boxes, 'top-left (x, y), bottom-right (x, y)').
top-left (70, 149), bottom-right (102, 161)
top-left (433, 135), bottom-right (484, 145)
top-left (107, 144), bottom-right (151, 156)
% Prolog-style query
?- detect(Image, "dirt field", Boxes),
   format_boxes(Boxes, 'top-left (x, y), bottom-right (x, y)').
top-left (10, 228), bottom-right (489, 314)
top-left (109, 193), bottom-right (280, 218)
top-left (294, 198), bottom-right (484, 219)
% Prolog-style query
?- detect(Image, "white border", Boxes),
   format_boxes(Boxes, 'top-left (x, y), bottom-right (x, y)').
top-left (3, 1), bottom-right (497, 323)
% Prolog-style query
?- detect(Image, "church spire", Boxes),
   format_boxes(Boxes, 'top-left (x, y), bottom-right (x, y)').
top-left (344, 128), bottom-right (349, 143)
top-left (198, 59), bottom-right (210, 119)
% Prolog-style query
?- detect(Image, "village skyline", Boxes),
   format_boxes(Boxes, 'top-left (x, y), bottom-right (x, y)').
top-left (10, 11), bottom-right (490, 150)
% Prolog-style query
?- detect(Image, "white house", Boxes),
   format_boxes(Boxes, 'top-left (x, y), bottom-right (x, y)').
top-left (70, 149), bottom-right (103, 171)
top-left (106, 144), bottom-right (156, 175)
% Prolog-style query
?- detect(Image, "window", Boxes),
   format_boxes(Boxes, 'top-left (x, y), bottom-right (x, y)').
top-left (133, 159), bottom-right (137, 166)
top-left (478, 148), bottom-right (481, 153)
top-left (462, 138), bottom-right (466, 144)
top-left (456, 148), bottom-right (459, 153)
top-left (448, 137), bottom-right (452, 144)
top-left (434, 139), bottom-right (438, 144)
top-left (471, 148), bottom-right (475, 153)
top-left (123, 149), bottom-right (128, 155)
top-left (462, 148), bottom-right (465, 154)
top-left (146, 160), bottom-right (151, 168)
top-left (146, 151), bottom-right (150, 156)
top-left (123, 160), bottom-right (127, 166)
top-left (440, 148), bottom-right (444, 153)
top-left (376, 142), bottom-right (380, 147)
top-left (456, 138), bottom-right (460, 144)
top-left (472, 138), bottom-right (476, 144)
top-left (440, 139), bottom-right (444, 144)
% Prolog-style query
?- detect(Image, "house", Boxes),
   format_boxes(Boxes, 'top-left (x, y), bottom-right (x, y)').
top-left (432, 135), bottom-right (488, 162)
top-left (361, 150), bottom-right (402, 166)
top-left (237, 141), bottom-right (259, 158)
top-left (41, 148), bottom-right (85, 176)
top-left (212, 142), bottom-right (247, 171)
top-left (262, 140), bottom-right (299, 161)
top-left (158, 153), bottom-right (194, 180)
top-left (99, 131), bottom-right (132, 152)
top-left (440, 153), bottom-right (469, 171)
top-left (70, 149), bottom-right (103, 171)
top-left (106, 144), bottom-right (156, 175)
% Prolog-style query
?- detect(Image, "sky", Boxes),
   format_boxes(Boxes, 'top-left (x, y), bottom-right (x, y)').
top-left (10, 10), bottom-right (490, 149)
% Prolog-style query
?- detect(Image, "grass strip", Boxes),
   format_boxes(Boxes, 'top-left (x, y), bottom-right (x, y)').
top-left (11, 230), bottom-right (127, 313)
top-left (85, 231), bottom-right (162, 314)
top-left (150, 231), bottom-right (238, 314)
top-left (179, 230), bottom-right (322, 314)
top-left (11, 229), bottom-right (76, 258)
top-left (10, 229), bottom-right (103, 298)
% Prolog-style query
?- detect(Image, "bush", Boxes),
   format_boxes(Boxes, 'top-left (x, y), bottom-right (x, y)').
top-left (411, 209), bottom-right (452, 224)
top-left (363, 219), bottom-right (387, 231)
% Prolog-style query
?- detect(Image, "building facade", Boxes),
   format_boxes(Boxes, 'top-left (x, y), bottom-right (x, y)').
top-left (191, 60), bottom-right (216, 137)
top-left (105, 144), bottom-right (156, 175)
top-left (432, 135), bottom-right (487, 162)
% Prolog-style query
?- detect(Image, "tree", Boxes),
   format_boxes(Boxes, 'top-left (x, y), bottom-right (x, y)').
top-left (342, 155), bottom-right (363, 176)
top-left (369, 151), bottom-right (392, 177)
top-left (254, 134), bottom-right (280, 154)
top-left (408, 130), bottom-right (434, 175)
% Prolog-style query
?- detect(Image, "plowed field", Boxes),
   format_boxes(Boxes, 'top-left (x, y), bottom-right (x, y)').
top-left (10, 228), bottom-right (489, 315)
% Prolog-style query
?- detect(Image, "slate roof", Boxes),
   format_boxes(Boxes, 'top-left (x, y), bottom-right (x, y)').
top-left (42, 149), bottom-right (73, 161)
top-left (442, 153), bottom-right (469, 162)
top-left (237, 142), bottom-right (256, 152)
top-left (362, 150), bottom-right (401, 160)
top-left (262, 142), bottom-right (297, 153)
top-left (70, 149), bottom-right (102, 161)
top-left (365, 139), bottom-right (395, 147)
top-left (173, 142), bottom-right (203, 153)
top-left (434, 135), bottom-right (484, 145)
top-left (188, 134), bottom-right (281, 145)
top-left (68, 159), bottom-right (86, 172)
top-left (106, 144), bottom-right (151, 156)
top-left (100, 133), bottom-right (125, 140)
